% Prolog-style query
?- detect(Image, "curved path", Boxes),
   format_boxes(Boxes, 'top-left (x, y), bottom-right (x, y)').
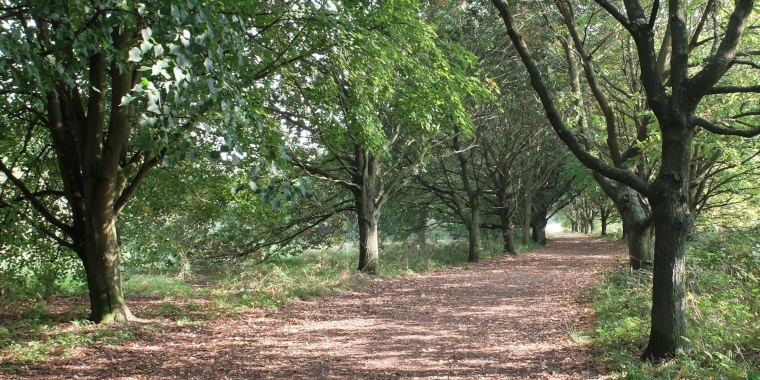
top-left (15, 234), bottom-right (624, 379)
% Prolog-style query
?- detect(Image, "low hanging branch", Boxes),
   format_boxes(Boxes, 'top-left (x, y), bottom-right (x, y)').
top-left (233, 199), bottom-right (354, 263)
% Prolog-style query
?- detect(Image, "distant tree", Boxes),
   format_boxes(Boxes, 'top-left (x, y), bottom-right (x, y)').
top-left (271, 0), bottom-right (488, 274)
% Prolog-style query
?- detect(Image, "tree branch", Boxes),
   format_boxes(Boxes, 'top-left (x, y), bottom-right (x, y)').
top-left (0, 160), bottom-right (72, 235)
top-left (695, 117), bottom-right (760, 137)
top-left (706, 85), bottom-right (760, 94)
top-left (490, 0), bottom-right (650, 196)
top-left (688, 0), bottom-right (754, 104)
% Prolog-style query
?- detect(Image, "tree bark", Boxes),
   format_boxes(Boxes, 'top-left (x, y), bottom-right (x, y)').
top-left (617, 188), bottom-right (653, 270)
top-left (521, 188), bottom-right (533, 245)
top-left (44, 51), bottom-right (138, 323)
top-left (467, 198), bottom-right (481, 262)
top-left (626, 221), bottom-right (653, 270)
top-left (82, 215), bottom-right (135, 323)
top-left (531, 219), bottom-right (547, 245)
top-left (500, 217), bottom-right (516, 255)
top-left (353, 148), bottom-right (381, 275)
top-left (600, 208), bottom-right (610, 236)
top-left (641, 124), bottom-right (693, 360)
top-left (356, 205), bottom-right (380, 275)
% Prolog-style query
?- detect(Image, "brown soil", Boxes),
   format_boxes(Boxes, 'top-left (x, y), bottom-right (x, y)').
top-left (6, 234), bottom-right (625, 379)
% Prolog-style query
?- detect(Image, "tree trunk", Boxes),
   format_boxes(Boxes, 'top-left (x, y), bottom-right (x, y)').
top-left (521, 174), bottom-right (534, 245)
top-left (354, 175), bottom-right (380, 274)
top-left (352, 147), bottom-right (381, 275)
top-left (617, 187), bottom-right (653, 270)
top-left (600, 210), bottom-right (609, 236)
top-left (467, 198), bottom-right (481, 262)
top-left (416, 207), bottom-right (428, 247)
top-left (500, 218), bottom-right (516, 255)
top-left (533, 219), bottom-right (547, 245)
top-left (627, 220), bottom-right (653, 270)
top-left (82, 216), bottom-right (135, 323)
top-left (78, 168), bottom-right (136, 323)
top-left (641, 125), bottom-right (692, 360)
top-left (521, 201), bottom-right (531, 245)
top-left (620, 217), bottom-right (629, 240)
top-left (357, 209), bottom-right (380, 275)
top-left (643, 202), bottom-right (688, 360)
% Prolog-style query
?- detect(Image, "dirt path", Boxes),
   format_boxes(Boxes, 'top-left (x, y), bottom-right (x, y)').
top-left (11, 234), bottom-right (624, 380)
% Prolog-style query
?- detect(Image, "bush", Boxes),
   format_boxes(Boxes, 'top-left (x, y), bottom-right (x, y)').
top-left (0, 243), bottom-right (85, 299)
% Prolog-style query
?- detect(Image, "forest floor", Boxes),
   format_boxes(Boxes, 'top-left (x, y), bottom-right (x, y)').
top-left (5, 234), bottom-right (625, 379)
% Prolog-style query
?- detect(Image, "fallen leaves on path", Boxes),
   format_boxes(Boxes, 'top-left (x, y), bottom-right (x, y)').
top-left (6, 234), bottom-right (625, 379)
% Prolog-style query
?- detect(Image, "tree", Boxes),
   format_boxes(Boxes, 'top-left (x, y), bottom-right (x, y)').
top-left (526, 157), bottom-right (577, 245)
top-left (418, 127), bottom-right (487, 262)
top-left (563, 184), bottom-right (619, 235)
top-left (271, 0), bottom-right (487, 274)
top-left (478, 106), bottom-right (538, 254)
top-left (490, 0), bottom-right (760, 360)
top-left (0, 0), bottom-right (294, 322)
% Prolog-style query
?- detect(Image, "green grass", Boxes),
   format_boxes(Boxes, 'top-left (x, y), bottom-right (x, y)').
top-left (123, 274), bottom-right (196, 298)
top-left (1, 236), bottom-right (531, 373)
top-left (589, 227), bottom-right (760, 379)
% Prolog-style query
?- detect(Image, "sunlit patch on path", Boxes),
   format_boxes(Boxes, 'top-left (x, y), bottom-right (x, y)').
top-left (10, 234), bottom-right (625, 379)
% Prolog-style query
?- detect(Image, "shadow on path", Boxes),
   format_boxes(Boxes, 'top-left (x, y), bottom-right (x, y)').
top-left (12, 234), bottom-right (626, 380)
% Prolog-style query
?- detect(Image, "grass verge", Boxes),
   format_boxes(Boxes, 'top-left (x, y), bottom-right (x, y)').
top-left (589, 227), bottom-right (760, 379)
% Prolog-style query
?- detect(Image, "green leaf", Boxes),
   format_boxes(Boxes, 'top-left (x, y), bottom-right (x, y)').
top-left (128, 47), bottom-right (143, 62)
top-left (140, 139), bottom-right (155, 151)
top-left (204, 57), bottom-right (213, 73)
top-left (270, 197), bottom-right (280, 210)
top-left (299, 177), bottom-right (308, 197)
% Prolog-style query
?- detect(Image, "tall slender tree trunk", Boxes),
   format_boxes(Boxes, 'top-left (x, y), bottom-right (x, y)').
top-left (467, 199), bottom-right (481, 262)
top-left (500, 216), bottom-right (516, 255)
top-left (642, 125), bottom-right (692, 360)
top-left (620, 217), bottom-right (629, 240)
top-left (354, 182), bottom-right (380, 274)
top-left (521, 200), bottom-right (531, 245)
top-left (521, 171), bottom-right (534, 245)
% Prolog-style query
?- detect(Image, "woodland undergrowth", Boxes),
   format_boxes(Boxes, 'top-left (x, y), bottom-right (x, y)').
top-left (591, 227), bottom-right (760, 379)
